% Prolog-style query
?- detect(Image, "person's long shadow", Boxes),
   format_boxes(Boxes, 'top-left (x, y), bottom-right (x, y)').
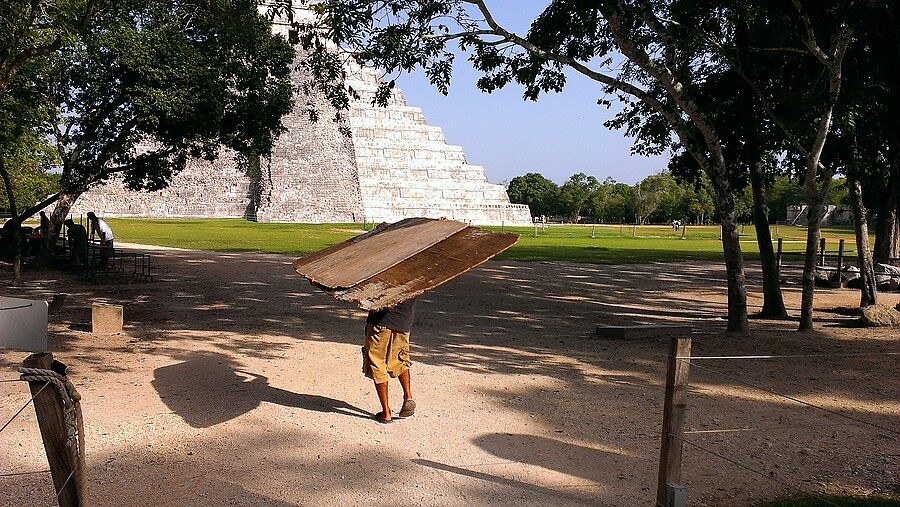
top-left (152, 352), bottom-right (369, 428)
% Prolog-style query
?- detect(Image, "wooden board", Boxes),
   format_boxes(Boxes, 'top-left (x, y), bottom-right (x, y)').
top-left (293, 218), bottom-right (468, 289)
top-left (332, 227), bottom-right (519, 310)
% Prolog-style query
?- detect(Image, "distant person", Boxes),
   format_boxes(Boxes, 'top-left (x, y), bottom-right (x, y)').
top-left (63, 219), bottom-right (88, 266)
top-left (87, 212), bottom-right (114, 266)
top-left (363, 298), bottom-right (417, 423)
top-left (39, 211), bottom-right (50, 237)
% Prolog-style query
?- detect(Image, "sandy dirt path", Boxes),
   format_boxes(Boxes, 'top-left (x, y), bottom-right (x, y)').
top-left (1, 247), bottom-right (898, 506)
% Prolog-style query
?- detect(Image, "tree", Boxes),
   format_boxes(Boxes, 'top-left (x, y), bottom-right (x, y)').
top-left (558, 173), bottom-right (599, 222)
top-left (0, 58), bottom-right (57, 283)
top-left (0, 0), bottom-right (96, 281)
top-left (30, 0), bottom-right (295, 253)
top-left (633, 173), bottom-right (676, 225)
top-left (292, 0), bottom-right (766, 331)
top-left (603, 180), bottom-right (638, 224)
top-left (865, 2), bottom-right (900, 265)
top-left (583, 177), bottom-right (615, 223)
top-left (506, 172), bottom-right (558, 217)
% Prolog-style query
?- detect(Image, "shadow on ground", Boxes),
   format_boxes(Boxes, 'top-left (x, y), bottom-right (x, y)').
top-left (152, 351), bottom-right (370, 427)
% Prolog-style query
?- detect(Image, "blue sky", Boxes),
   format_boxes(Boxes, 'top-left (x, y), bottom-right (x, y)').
top-left (394, 1), bottom-right (669, 186)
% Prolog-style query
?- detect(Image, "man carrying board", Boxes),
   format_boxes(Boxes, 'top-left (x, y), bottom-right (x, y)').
top-left (363, 298), bottom-right (417, 423)
top-left (293, 217), bottom-right (519, 425)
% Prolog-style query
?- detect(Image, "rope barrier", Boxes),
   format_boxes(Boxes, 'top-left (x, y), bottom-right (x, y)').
top-left (674, 435), bottom-right (843, 507)
top-left (0, 469), bottom-right (50, 477)
top-left (0, 382), bottom-right (50, 434)
top-left (17, 367), bottom-right (85, 463)
top-left (0, 365), bottom-right (85, 505)
top-left (682, 360), bottom-right (900, 437)
top-left (49, 466), bottom-right (79, 507)
top-left (685, 418), bottom-right (889, 435)
top-left (678, 352), bottom-right (900, 360)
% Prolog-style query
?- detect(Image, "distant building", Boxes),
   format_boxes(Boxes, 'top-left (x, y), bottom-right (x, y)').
top-left (786, 205), bottom-right (853, 226)
top-left (71, 6), bottom-right (531, 226)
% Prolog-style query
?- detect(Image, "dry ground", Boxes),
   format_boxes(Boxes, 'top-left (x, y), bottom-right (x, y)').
top-left (1, 247), bottom-right (898, 506)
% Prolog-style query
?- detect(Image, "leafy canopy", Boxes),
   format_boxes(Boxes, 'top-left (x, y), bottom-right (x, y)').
top-left (49, 0), bottom-right (295, 194)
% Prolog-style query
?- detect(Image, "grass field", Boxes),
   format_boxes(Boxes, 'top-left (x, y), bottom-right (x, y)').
top-left (101, 218), bottom-right (867, 264)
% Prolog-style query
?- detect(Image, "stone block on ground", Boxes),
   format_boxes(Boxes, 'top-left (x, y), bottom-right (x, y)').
top-left (860, 304), bottom-right (900, 328)
top-left (92, 302), bottom-right (124, 334)
top-left (595, 325), bottom-right (692, 340)
top-left (841, 265), bottom-right (860, 283)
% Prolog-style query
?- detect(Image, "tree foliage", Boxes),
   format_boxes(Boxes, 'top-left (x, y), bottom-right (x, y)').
top-left (49, 0), bottom-right (295, 197)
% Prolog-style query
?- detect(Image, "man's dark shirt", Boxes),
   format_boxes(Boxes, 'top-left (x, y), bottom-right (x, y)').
top-left (366, 298), bottom-right (417, 333)
top-left (67, 225), bottom-right (87, 245)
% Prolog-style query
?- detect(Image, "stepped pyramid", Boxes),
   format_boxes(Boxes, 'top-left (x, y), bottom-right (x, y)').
top-left (73, 9), bottom-right (531, 225)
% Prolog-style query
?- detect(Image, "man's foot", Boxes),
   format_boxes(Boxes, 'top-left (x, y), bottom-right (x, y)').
top-left (398, 399), bottom-right (416, 418)
top-left (373, 411), bottom-right (393, 424)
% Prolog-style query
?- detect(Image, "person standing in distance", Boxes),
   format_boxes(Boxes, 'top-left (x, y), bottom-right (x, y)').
top-left (87, 212), bottom-right (114, 267)
top-left (363, 297), bottom-right (417, 423)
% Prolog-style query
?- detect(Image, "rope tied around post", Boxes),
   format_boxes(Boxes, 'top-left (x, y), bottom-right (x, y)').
top-left (18, 366), bottom-right (85, 467)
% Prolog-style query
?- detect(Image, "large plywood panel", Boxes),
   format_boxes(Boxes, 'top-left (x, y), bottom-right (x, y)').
top-left (331, 227), bottom-right (518, 310)
top-left (294, 218), bottom-right (468, 288)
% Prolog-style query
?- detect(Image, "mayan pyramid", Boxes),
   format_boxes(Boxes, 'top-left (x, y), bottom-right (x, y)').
top-left (72, 6), bottom-right (531, 226)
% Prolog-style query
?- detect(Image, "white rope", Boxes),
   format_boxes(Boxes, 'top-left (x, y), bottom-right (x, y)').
top-left (17, 367), bottom-right (85, 467)
top-left (677, 352), bottom-right (900, 360)
top-left (0, 382), bottom-right (50, 434)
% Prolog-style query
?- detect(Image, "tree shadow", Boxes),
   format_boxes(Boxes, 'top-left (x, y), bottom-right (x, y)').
top-left (411, 458), bottom-right (602, 505)
top-left (151, 351), bottom-right (370, 428)
top-left (471, 433), bottom-right (641, 485)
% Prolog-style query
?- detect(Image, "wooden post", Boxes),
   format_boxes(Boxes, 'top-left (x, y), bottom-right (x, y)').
top-left (591, 223), bottom-right (596, 239)
top-left (819, 237), bottom-right (826, 267)
top-left (22, 353), bottom-right (84, 507)
top-left (776, 238), bottom-right (783, 268)
top-left (632, 224), bottom-right (636, 238)
top-left (775, 222), bottom-right (779, 236)
top-left (835, 239), bottom-right (845, 287)
top-left (657, 334), bottom-right (692, 507)
top-left (680, 226), bottom-right (686, 240)
top-left (533, 223), bottom-right (537, 237)
top-left (620, 222), bottom-right (624, 235)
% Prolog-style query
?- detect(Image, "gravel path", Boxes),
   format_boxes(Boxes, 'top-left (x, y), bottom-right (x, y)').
top-left (1, 248), bottom-right (897, 506)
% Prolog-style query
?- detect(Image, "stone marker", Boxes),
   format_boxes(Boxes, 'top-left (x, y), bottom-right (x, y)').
top-left (596, 325), bottom-right (693, 340)
top-left (860, 304), bottom-right (900, 328)
top-left (92, 303), bottom-right (124, 334)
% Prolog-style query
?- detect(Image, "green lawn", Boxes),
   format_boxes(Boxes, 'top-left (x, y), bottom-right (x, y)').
top-left (104, 218), bottom-right (866, 264)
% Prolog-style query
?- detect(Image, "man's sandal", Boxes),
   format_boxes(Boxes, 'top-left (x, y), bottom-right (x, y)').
top-left (373, 412), bottom-right (393, 424)
top-left (398, 399), bottom-right (416, 418)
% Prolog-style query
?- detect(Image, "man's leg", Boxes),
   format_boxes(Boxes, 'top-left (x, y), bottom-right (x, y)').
top-left (398, 369), bottom-right (412, 401)
top-left (374, 381), bottom-right (391, 421)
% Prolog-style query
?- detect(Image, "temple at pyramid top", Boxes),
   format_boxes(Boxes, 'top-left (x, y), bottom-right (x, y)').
top-left (71, 4), bottom-right (532, 225)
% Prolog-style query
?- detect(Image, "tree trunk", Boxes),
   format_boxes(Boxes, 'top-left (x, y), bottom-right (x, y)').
top-left (749, 160), bottom-right (788, 318)
top-left (713, 186), bottom-right (749, 333)
top-left (41, 189), bottom-right (81, 265)
top-left (798, 182), bottom-right (831, 331)
top-left (873, 163), bottom-right (899, 264)
top-left (0, 154), bottom-right (21, 284)
top-left (848, 175), bottom-right (877, 306)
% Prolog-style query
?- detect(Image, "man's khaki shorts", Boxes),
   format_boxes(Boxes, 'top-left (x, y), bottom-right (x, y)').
top-left (363, 324), bottom-right (411, 384)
